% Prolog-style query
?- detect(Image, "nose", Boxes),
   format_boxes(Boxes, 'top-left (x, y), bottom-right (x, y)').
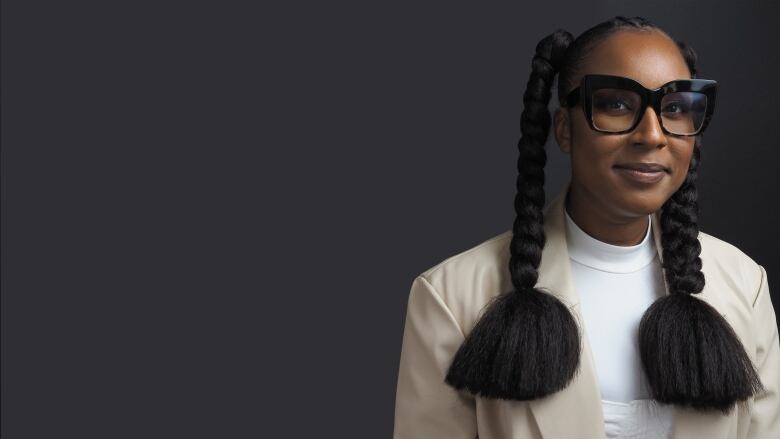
top-left (631, 106), bottom-right (668, 148)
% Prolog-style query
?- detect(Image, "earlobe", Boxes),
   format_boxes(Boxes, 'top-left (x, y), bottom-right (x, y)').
top-left (553, 108), bottom-right (572, 154)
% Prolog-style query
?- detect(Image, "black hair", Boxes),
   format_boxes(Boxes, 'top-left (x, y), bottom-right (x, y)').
top-left (444, 15), bottom-right (763, 415)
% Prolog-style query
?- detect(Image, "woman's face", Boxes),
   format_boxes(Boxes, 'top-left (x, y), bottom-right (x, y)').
top-left (553, 30), bottom-right (696, 219)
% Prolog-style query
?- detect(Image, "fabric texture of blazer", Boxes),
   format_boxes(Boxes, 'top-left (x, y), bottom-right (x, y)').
top-left (393, 180), bottom-right (780, 439)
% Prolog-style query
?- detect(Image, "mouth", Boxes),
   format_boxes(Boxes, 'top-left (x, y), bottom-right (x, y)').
top-left (613, 163), bottom-right (670, 173)
top-left (612, 164), bottom-right (668, 184)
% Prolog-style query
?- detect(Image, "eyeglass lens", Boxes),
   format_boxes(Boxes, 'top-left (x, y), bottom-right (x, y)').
top-left (591, 89), bottom-right (708, 135)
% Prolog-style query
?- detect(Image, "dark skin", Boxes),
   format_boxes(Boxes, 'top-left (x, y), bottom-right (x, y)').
top-left (553, 30), bottom-right (695, 246)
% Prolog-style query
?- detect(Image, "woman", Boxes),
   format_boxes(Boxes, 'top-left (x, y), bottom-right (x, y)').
top-left (393, 16), bottom-right (779, 439)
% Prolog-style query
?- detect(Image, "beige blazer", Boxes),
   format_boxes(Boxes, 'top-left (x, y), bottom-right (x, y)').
top-left (393, 180), bottom-right (779, 439)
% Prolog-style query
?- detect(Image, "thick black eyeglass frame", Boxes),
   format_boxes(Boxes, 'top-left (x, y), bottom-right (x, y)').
top-left (561, 74), bottom-right (718, 136)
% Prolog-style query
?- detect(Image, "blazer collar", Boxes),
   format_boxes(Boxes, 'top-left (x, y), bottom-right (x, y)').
top-left (526, 180), bottom-right (736, 439)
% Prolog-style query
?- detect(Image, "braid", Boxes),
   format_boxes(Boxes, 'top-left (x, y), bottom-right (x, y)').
top-left (444, 29), bottom-right (580, 400)
top-left (661, 143), bottom-right (705, 296)
top-left (637, 46), bottom-right (764, 412)
top-left (512, 30), bottom-right (572, 291)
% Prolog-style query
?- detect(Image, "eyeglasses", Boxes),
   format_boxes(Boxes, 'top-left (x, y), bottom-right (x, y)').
top-left (560, 74), bottom-right (718, 136)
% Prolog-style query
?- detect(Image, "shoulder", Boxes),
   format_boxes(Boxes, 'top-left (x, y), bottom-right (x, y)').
top-left (698, 230), bottom-right (765, 304)
top-left (414, 229), bottom-right (514, 333)
top-left (420, 229), bottom-right (513, 279)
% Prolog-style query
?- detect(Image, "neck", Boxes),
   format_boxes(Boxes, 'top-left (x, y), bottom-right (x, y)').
top-left (565, 184), bottom-right (650, 247)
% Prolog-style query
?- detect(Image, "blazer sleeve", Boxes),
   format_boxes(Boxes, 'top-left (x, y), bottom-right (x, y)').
top-left (746, 264), bottom-right (780, 439)
top-left (392, 275), bottom-right (478, 439)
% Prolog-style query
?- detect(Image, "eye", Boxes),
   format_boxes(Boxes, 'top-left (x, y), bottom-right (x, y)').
top-left (607, 100), bottom-right (630, 110)
top-left (663, 102), bottom-right (684, 113)
top-left (592, 89), bottom-right (640, 114)
top-left (594, 97), bottom-right (633, 112)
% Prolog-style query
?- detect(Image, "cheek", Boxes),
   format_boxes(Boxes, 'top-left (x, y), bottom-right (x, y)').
top-left (671, 163), bottom-right (690, 189)
top-left (669, 140), bottom-right (696, 186)
top-left (571, 136), bottom-right (622, 180)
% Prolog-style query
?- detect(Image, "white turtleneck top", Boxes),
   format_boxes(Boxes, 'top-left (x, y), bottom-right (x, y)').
top-left (563, 206), bottom-right (675, 438)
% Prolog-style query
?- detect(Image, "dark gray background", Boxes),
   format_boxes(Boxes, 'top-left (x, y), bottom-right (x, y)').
top-left (2, 0), bottom-right (778, 437)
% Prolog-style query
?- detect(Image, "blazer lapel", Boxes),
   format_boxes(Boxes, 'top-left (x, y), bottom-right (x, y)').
top-left (527, 181), bottom-right (736, 438)
top-left (527, 181), bottom-right (605, 438)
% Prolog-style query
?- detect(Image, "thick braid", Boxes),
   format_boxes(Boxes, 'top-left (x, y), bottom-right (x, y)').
top-left (510, 31), bottom-right (571, 290)
top-left (637, 42), bottom-right (764, 414)
top-left (661, 142), bottom-right (705, 295)
top-left (444, 29), bottom-right (580, 400)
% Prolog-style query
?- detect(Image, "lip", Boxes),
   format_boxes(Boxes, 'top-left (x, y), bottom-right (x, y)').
top-left (613, 166), bottom-right (667, 184)
top-left (613, 162), bottom-right (670, 173)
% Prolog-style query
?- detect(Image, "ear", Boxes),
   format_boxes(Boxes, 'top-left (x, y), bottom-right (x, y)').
top-left (553, 107), bottom-right (572, 154)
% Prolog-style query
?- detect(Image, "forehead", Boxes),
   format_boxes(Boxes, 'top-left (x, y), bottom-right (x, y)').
top-left (576, 30), bottom-right (692, 90)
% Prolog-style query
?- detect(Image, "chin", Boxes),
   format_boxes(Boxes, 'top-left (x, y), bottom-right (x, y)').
top-left (612, 192), bottom-right (666, 217)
